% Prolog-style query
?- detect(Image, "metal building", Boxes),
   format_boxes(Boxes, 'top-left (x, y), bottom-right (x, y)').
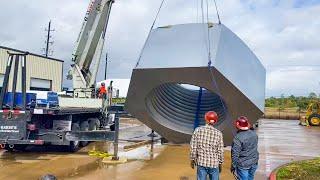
top-left (0, 46), bottom-right (63, 92)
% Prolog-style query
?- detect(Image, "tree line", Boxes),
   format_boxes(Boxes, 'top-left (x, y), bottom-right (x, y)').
top-left (265, 92), bottom-right (318, 110)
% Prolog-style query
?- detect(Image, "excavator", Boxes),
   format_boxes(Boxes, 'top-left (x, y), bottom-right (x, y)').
top-left (300, 101), bottom-right (320, 126)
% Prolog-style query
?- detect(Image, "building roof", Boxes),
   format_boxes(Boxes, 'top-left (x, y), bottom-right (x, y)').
top-left (0, 45), bottom-right (64, 63)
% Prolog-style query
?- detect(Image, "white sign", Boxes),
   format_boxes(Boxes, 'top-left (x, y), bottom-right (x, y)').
top-left (33, 109), bottom-right (44, 114)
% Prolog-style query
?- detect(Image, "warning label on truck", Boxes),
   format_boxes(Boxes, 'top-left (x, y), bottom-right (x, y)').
top-left (0, 126), bottom-right (19, 133)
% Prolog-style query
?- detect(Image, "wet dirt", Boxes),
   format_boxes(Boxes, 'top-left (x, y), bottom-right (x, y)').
top-left (0, 119), bottom-right (319, 180)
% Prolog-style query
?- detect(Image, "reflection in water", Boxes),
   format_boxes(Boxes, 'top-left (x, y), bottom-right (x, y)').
top-left (150, 140), bottom-right (154, 160)
top-left (0, 121), bottom-right (167, 179)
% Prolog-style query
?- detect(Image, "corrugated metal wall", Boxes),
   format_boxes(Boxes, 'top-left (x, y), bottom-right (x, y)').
top-left (0, 47), bottom-right (63, 92)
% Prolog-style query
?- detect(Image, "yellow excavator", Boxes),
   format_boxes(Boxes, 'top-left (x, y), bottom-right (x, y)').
top-left (300, 101), bottom-right (320, 126)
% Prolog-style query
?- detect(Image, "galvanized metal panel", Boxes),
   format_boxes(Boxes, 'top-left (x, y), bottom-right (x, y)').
top-left (213, 26), bottom-right (266, 111)
top-left (137, 24), bottom-right (220, 68)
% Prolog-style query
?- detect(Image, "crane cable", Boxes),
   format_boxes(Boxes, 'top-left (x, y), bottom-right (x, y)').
top-left (135, 0), bottom-right (166, 68)
top-left (199, 0), bottom-right (236, 135)
top-left (213, 0), bottom-right (222, 24)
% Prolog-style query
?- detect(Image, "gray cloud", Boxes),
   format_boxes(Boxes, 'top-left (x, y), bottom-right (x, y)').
top-left (0, 0), bottom-right (319, 96)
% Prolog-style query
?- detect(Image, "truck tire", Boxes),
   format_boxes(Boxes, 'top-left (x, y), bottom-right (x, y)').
top-left (308, 114), bottom-right (320, 126)
top-left (4, 144), bottom-right (27, 152)
top-left (110, 124), bottom-right (115, 131)
top-left (4, 145), bottom-right (14, 152)
top-left (68, 123), bottom-right (80, 152)
top-left (88, 118), bottom-right (100, 131)
top-left (80, 121), bottom-right (89, 147)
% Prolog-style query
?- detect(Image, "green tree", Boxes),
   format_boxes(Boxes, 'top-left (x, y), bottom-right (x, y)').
top-left (309, 92), bottom-right (317, 99)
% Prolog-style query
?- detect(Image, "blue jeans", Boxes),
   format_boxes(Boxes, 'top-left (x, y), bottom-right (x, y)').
top-left (236, 164), bottom-right (258, 180)
top-left (197, 166), bottom-right (219, 180)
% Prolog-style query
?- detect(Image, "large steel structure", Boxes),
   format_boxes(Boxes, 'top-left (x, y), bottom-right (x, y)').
top-left (126, 23), bottom-right (266, 145)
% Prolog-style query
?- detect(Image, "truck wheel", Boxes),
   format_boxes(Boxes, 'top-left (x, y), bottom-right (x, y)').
top-left (88, 118), bottom-right (100, 131)
top-left (308, 114), bottom-right (320, 126)
top-left (4, 144), bottom-right (27, 152)
top-left (68, 123), bottom-right (80, 152)
top-left (110, 124), bottom-right (115, 131)
top-left (80, 121), bottom-right (89, 147)
top-left (4, 145), bottom-right (14, 152)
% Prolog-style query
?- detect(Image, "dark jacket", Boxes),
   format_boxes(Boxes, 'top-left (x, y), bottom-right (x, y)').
top-left (231, 130), bottom-right (259, 169)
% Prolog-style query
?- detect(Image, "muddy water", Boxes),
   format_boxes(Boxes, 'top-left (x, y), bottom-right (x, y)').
top-left (0, 119), bottom-right (319, 180)
top-left (0, 142), bottom-right (104, 179)
top-left (0, 143), bottom-right (232, 180)
top-left (66, 145), bottom-right (234, 180)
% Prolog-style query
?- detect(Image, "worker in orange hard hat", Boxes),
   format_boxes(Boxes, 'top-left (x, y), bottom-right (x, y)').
top-left (190, 111), bottom-right (224, 180)
top-left (231, 116), bottom-right (259, 180)
top-left (98, 82), bottom-right (107, 99)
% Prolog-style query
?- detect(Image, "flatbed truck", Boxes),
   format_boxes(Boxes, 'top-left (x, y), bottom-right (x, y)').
top-left (0, 0), bottom-right (118, 152)
top-left (0, 52), bottom-right (116, 152)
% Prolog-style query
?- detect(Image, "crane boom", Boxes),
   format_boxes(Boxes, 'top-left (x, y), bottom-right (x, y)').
top-left (68, 0), bottom-right (114, 97)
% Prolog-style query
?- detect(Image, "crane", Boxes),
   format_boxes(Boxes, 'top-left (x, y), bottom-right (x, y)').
top-left (67, 0), bottom-right (114, 98)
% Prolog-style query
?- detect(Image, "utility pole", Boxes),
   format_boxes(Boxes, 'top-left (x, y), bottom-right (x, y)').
top-left (104, 53), bottom-right (108, 80)
top-left (44, 20), bottom-right (55, 57)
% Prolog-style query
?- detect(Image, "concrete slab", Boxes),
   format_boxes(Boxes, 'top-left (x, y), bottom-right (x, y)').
top-left (256, 119), bottom-right (320, 179)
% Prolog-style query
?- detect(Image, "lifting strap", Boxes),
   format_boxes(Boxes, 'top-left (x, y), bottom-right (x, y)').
top-left (194, 87), bottom-right (203, 129)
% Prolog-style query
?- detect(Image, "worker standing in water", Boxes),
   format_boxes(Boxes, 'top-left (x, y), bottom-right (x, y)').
top-left (190, 111), bottom-right (224, 180)
top-left (231, 116), bottom-right (259, 180)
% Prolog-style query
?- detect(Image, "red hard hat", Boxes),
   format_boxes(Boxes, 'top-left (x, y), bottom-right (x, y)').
top-left (235, 116), bottom-right (251, 130)
top-left (205, 111), bottom-right (218, 124)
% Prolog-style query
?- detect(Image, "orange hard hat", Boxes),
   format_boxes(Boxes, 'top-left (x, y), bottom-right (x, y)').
top-left (205, 111), bottom-right (218, 124)
top-left (235, 116), bottom-right (251, 130)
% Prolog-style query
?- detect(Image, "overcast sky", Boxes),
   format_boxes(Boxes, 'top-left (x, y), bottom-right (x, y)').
top-left (0, 0), bottom-right (319, 97)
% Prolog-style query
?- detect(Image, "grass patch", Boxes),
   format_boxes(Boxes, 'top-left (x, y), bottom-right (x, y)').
top-left (277, 158), bottom-right (320, 180)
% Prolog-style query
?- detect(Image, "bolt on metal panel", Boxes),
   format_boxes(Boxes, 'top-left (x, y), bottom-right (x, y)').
top-left (126, 23), bottom-right (265, 145)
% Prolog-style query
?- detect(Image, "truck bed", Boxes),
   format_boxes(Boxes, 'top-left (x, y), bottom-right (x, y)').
top-left (28, 97), bottom-right (104, 115)
top-left (31, 107), bottom-right (101, 115)
top-left (59, 97), bottom-right (103, 109)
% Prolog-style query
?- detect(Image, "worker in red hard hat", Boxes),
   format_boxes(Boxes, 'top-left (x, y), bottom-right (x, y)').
top-left (231, 116), bottom-right (259, 180)
top-left (98, 82), bottom-right (107, 99)
top-left (190, 111), bottom-right (224, 180)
